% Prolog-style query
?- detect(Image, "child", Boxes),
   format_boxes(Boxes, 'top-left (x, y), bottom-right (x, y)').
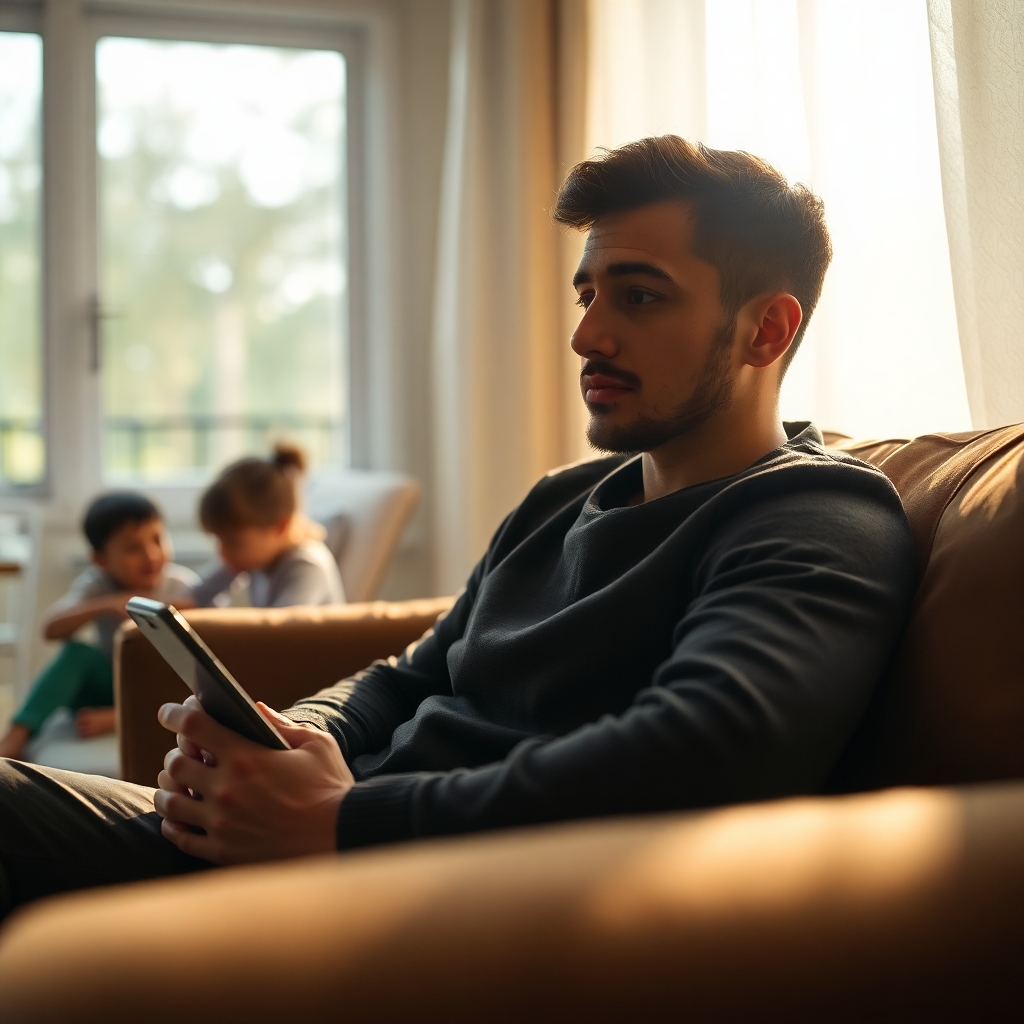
top-left (190, 443), bottom-right (345, 609)
top-left (0, 493), bottom-right (198, 760)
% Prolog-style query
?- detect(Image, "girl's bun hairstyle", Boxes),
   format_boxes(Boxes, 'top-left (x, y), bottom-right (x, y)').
top-left (271, 442), bottom-right (307, 475)
top-left (199, 442), bottom-right (309, 533)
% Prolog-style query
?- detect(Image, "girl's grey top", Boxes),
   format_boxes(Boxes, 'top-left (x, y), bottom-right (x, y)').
top-left (51, 563), bottom-right (199, 659)
top-left (190, 538), bottom-right (346, 609)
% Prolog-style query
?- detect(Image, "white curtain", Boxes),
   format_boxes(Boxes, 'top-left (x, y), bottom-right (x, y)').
top-left (586, 0), bottom-right (972, 441)
top-left (428, 0), bottom-right (1015, 594)
top-left (431, 0), bottom-right (584, 594)
top-left (927, 0), bottom-right (1024, 429)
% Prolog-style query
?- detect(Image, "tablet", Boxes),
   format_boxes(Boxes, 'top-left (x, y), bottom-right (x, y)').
top-left (126, 597), bottom-right (290, 750)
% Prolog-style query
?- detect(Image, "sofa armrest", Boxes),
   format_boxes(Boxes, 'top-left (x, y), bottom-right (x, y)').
top-left (114, 597), bottom-right (454, 786)
top-left (2, 784), bottom-right (1023, 1022)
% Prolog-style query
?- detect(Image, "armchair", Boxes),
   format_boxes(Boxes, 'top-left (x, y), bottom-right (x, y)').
top-left (115, 597), bottom-right (454, 786)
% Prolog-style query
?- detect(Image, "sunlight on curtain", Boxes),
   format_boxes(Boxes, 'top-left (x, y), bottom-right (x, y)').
top-left (927, 0), bottom-right (1024, 429)
top-left (0, 32), bottom-right (44, 485)
top-left (587, 0), bottom-right (971, 440)
top-left (431, 0), bottom-right (568, 593)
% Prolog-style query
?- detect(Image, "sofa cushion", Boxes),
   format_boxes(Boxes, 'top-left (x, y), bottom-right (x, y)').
top-left (829, 425), bottom-right (1024, 788)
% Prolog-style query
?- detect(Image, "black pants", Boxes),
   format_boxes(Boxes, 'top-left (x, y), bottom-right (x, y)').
top-left (0, 759), bottom-right (210, 920)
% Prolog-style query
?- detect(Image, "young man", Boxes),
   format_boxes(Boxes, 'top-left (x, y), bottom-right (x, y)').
top-left (0, 137), bottom-right (916, 911)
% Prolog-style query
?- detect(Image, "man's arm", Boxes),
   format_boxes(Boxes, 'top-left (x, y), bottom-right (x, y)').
top-left (154, 488), bottom-right (915, 863)
top-left (331, 489), bottom-right (917, 847)
top-left (153, 559), bottom-right (488, 864)
top-left (281, 556), bottom-right (487, 761)
top-left (154, 697), bottom-right (353, 864)
top-left (153, 515), bottom-right (496, 863)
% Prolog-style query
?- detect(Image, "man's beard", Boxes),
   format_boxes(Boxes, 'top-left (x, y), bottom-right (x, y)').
top-left (585, 321), bottom-right (735, 455)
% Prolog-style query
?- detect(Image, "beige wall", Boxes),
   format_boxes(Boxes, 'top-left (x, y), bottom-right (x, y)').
top-left (379, 0), bottom-right (451, 599)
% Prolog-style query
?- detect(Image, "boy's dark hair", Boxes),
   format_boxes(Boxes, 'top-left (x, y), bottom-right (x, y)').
top-left (199, 443), bottom-right (307, 533)
top-left (83, 492), bottom-right (162, 552)
top-left (553, 135), bottom-right (832, 363)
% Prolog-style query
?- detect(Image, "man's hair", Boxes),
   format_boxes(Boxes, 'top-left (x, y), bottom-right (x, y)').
top-left (199, 443), bottom-right (307, 534)
top-left (82, 492), bottom-right (162, 552)
top-left (553, 135), bottom-right (832, 363)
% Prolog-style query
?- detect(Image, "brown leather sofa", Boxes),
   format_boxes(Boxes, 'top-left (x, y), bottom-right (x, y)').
top-left (0, 425), bottom-right (1022, 1022)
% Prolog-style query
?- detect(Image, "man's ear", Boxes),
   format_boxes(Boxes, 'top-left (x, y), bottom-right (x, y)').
top-left (91, 549), bottom-right (107, 570)
top-left (742, 293), bottom-right (803, 369)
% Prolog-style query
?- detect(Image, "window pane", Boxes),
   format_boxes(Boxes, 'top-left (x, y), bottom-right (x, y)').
top-left (0, 32), bottom-right (44, 486)
top-left (97, 38), bottom-right (347, 481)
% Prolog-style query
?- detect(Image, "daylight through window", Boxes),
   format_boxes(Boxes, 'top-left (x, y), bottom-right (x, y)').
top-left (97, 38), bottom-right (347, 481)
top-left (0, 31), bottom-right (44, 487)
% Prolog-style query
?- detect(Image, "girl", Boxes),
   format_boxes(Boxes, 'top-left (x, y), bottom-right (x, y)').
top-left (190, 444), bottom-right (345, 608)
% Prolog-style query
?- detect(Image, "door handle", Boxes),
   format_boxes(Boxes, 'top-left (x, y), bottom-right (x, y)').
top-left (89, 295), bottom-right (119, 373)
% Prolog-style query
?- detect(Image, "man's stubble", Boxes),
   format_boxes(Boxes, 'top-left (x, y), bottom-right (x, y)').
top-left (586, 320), bottom-right (735, 455)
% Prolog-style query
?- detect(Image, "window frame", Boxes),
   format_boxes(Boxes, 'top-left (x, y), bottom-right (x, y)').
top-left (1, 0), bottom-right (395, 523)
top-left (0, 6), bottom-right (45, 497)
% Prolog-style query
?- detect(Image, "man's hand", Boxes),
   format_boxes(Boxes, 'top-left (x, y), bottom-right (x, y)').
top-left (154, 696), bottom-right (354, 864)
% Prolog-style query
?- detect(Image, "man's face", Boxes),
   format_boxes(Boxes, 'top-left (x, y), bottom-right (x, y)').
top-left (571, 200), bottom-right (735, 453)
top-left (93, 517), bottom-right (170, 592)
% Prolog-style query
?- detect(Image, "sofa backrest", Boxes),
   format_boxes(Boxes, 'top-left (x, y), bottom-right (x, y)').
top-left (828, 424), bottom-right (1024, 789)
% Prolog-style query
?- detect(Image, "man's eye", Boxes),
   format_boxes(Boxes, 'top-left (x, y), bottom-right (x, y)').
top-left (575, 291), bottom-right (594, 309)
top-left (627, 288), bottom-right (657, 305)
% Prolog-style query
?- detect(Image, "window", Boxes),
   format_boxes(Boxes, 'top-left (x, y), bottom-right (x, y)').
top-left (97, 38), bottom-right (347, 482)
top-left (0, 4), bottom-right (384, 507)
top-left (0, 31), bottom-right (43, 486)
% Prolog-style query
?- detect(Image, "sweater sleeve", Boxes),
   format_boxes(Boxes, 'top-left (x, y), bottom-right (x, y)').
top-left (281, 557), bottom-right (486, 761)
top-left (332, 489), bottom-right (917, 849)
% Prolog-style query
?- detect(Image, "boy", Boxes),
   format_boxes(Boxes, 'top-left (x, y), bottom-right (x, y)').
top-left (0, 493), bottom-right (198, 760)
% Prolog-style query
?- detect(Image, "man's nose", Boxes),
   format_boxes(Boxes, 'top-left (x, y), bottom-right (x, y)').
top-left (570, 300), bottom-right (619, 360)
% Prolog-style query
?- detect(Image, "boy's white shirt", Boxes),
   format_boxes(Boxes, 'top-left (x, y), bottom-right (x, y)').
top-left (49, 563), bottom-right (200, 659)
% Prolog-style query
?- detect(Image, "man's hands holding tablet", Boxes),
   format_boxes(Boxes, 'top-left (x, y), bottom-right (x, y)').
top-left (154, 696), bottom-right (354, 864)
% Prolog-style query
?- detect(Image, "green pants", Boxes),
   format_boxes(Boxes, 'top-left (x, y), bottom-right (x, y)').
top-left (12, 642), bottom-right (114, 735)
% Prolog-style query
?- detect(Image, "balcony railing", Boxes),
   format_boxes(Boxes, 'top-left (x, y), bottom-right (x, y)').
top-left (105, 415), bottom-right (343, 477)
top-left (1, 416), bottom-right (342, 483)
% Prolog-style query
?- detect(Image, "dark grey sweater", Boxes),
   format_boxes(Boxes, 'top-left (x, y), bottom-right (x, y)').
top-left (285, 423), bottom-right (917, 850)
